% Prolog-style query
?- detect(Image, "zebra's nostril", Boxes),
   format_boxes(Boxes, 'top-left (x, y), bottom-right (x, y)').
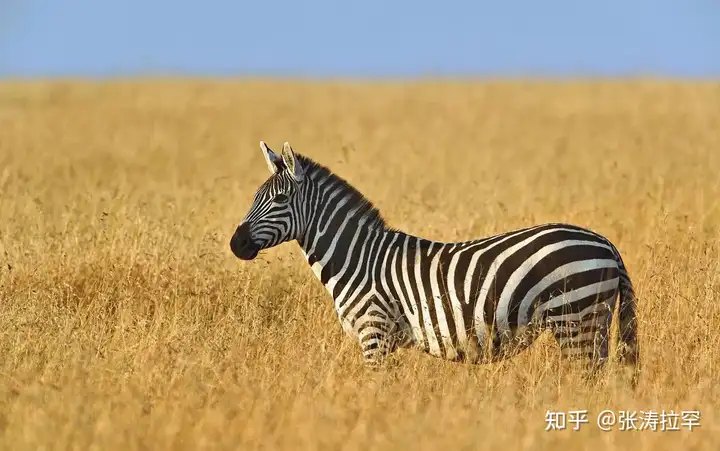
top-left (230, 223), bottom-right (260, 260)
top-left (232, 228), bottom-right (248, 246)
top-left (230, 223), bottom-right (255, 253)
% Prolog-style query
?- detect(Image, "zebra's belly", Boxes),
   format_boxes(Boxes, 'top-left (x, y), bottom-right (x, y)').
top-left (409, 326), bottom-right (541, 362)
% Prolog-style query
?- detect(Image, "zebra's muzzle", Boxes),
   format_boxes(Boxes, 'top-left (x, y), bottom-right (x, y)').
top-left (230, 223), bottom-right (260, 260)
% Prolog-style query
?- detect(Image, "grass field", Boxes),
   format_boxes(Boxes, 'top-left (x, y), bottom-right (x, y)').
top-left (1, 79), bottom-right (719, 449)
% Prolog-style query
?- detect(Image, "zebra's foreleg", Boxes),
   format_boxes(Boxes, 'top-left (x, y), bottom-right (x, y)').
top-left (355, 308), bottom-right (399, 368)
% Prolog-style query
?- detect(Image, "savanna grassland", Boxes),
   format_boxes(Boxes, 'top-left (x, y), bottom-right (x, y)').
top-left (1, 79), bottom-right (719, 450)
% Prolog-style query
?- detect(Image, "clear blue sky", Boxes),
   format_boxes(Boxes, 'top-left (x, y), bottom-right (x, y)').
top-left (1, 0), bottom-right (719, 78)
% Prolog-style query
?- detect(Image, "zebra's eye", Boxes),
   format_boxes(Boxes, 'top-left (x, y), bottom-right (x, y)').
top-left (273, 193), bottom-right (289, 204)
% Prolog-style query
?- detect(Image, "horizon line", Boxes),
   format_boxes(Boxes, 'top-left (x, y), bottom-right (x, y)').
top-left (1, 74), bottom-right (720, 84)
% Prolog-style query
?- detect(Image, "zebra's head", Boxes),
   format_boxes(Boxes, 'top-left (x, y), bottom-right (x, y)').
top-left (230, 141), bottom-right (307, 260)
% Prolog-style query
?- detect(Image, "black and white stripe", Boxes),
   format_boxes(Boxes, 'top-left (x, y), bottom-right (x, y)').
top-left (230, 141), bottom-right (640, 383)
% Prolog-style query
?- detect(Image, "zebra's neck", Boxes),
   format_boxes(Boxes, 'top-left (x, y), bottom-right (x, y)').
top-left (295, 158), bottom-right (394, 301)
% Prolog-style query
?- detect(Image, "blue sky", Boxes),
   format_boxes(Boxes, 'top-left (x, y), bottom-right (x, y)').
top-left (0, 0), bottom-right (719, 78)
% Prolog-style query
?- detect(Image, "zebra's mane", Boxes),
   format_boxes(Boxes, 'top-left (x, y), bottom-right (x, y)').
top-left (295, 153), bottom-right (391, 231)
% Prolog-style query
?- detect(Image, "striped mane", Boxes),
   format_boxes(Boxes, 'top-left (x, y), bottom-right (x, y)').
top-left (296, 153), bottom-right (390, 231)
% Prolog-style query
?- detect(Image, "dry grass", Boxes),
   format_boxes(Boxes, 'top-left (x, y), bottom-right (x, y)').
top-left (1, 79), bottom-right (719, 450)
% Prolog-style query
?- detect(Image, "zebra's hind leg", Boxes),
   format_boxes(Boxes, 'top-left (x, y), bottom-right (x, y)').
top-left (549, 301), bottom-right (614, 383)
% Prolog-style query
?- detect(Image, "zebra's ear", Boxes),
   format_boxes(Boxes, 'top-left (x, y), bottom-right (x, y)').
top-left (281, 141), bottom-right (305, 182)
top-left (260, 141), bottom-right (283, 175)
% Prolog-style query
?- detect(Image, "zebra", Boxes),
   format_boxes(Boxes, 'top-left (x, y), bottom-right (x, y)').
top-left (229, 141), bottom-right (640, 385)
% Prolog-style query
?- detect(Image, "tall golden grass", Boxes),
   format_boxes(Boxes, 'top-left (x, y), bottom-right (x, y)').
top-left (1, 79), bottom-right (719, 449)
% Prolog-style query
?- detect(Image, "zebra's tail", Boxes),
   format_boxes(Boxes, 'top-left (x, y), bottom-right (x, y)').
top-left (611, 243), bottom-right (640, 387)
